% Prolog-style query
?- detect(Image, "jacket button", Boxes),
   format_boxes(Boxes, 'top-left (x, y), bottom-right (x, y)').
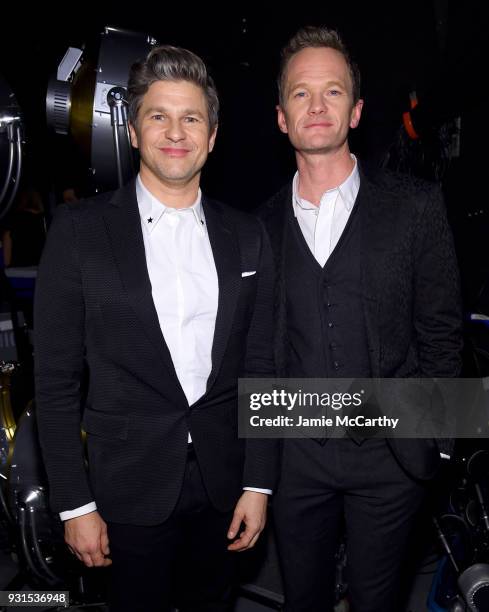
top-left (328, 322), bottom-right (334, 328)
top-left (333, 361), bottom-right (340, 369)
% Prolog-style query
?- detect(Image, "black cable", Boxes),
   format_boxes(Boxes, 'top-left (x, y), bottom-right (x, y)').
top-left (18, 506), bottom-right (49, 583)
top-left (28, 508), bottom-right (62, 585)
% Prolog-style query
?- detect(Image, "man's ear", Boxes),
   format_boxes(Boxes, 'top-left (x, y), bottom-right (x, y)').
top-left (129, 122), bottom-right (139, 149)
top-left (208, 124), bottom-right (218, 153)
top-left (277, 105), bottom-right (288, 134)
top-left (350, 99), bottom-right (364, 129)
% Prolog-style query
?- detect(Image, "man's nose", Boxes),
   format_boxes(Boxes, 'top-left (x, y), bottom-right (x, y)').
top-left (308, 93), bottom-right (327, 114)
top-left (165, 119), bottom-right (186, 142)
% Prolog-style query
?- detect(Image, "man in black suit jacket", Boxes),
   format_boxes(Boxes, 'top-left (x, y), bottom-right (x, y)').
top-left (35, 45), bottom-right (278, 612)
top-left (258, 27), bottom-right (462, 611)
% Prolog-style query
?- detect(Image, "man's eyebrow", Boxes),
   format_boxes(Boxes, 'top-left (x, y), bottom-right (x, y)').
top-left (143, 106), bottom-right (167, 115)
top-left (289, 80), bottom-right (346, 91)
top-left (142, 106), bottom-right (206, 118)
top-left (288, 82), bottom-right (308, 91)
top-left (181, 108), bottom-right (206, 118)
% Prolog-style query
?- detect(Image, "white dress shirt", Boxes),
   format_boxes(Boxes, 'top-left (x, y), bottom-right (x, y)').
top-left (292, 154), bottom-right (359, 267)
top-left (137, 176), bottom-right (219, 411)
top-left (60, 176), bottom-right (269, 521)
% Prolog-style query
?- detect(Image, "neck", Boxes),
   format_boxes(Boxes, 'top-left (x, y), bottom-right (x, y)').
top-left (139, 168), bottom-right (200, 209)
top-left (296, 147), bottom-right (354, 206)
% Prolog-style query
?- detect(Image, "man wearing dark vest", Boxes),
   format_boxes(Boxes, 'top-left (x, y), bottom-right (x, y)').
top-left (258, 26), bottom-right (462, 611)
top-left (35, 45), bottom-right (278, 611)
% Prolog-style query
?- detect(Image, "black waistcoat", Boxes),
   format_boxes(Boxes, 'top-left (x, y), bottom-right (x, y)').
top-left (285, 199), bottom-right (371, 378)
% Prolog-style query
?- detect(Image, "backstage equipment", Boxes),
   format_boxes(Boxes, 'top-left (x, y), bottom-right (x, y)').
top-left (0, 362), bottom-right (17, 526)
top-left (382, 88), bottom-right (461, 182)
top-left (6, 401), bottom-right (62, 586)
top-left (5, 400), bottom-right (108, 604)
top-left (46, 26), bottom-right (157, 192)
top-left (0, 296), bottom-right (18, 362)
top-left (467, 279), bottom-right (489, 377)
top-left (457, 564), bottom-right (489, 611)
top-left (1, 268), bottom-right (33, 368)
top-left (430, 449), bottom-right (489, 610)
top-left (0, 75), bottom-right (23, 222)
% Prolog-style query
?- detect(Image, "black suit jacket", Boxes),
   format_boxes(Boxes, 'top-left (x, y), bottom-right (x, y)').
top-left (35, 180), bottom-right (278, 525)
top-left (258, 163), bottom-right (463, 479)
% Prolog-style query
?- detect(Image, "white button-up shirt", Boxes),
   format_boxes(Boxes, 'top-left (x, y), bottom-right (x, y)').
top-left (292, 155), bottom-right (360, 267)
top-left (136, 176), bottom-right (219, 409)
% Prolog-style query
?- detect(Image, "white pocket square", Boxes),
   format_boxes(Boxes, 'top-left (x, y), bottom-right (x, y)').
top-left (241, 271), bottom-right (256, 277)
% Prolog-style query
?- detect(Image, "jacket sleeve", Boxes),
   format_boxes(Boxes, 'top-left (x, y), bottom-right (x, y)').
top-left (242, 220), bottom-right (280, 491)
top-left (412, 186), bottom-right (463, 458)
top-left (243, 219), bottom-right (276, 378)
top-left (413, 185), bottom-right (463, 378)
top-left (34, 204), bottom-right (93, 512)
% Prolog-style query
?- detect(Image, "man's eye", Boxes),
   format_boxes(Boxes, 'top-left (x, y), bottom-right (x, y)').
top-left (184, 116), bottom-right (199, 123)
top-left (328, 90), bottom-right (341, 96)
top-left (294, 91), bottom-right (307, 98)
top-left (152, 114), bottom-right (164, 120)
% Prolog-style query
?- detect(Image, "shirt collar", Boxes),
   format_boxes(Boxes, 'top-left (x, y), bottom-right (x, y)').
top-left (292, 154), bottom-right (360, 217)
top-left (136, 174), bottom-right (204, 233)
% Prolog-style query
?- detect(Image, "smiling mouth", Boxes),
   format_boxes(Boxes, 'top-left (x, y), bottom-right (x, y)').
top-left (305, 122), bottom-right (333, 128)
top-left (159, 148), bottom-right (191, 157)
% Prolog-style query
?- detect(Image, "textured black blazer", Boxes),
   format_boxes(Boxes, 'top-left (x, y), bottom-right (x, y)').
top-left (35, 180), bottom-right (278, 525)
top-left (258, 163), bottom-right (463, 479)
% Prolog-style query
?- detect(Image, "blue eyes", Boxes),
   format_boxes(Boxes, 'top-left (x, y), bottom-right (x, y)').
top-left (293, 90), bottom-right (342, 98)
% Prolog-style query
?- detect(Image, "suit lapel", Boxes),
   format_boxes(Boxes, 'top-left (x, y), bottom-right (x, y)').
top-left (203, 197), bottom-right (241, 393)
top-left (103, 181), bottom-right (186, 398)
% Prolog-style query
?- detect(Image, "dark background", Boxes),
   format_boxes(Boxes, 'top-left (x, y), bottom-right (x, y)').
top-left (1, 1), bottom-right (487, 304)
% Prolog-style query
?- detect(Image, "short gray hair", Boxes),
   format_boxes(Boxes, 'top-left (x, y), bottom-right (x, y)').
top-left (278, 26), bottom-right (361, 107)
top-left (128, 45), bottom-right (219, 131)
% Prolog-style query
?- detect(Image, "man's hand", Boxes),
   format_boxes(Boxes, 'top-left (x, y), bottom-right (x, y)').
top-left (227, 491), bottom-right (268, 552)
top-left (64, 511), bottom-right (112, 567)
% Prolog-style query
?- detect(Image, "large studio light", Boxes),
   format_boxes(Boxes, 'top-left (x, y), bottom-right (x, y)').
top-left (46, 26), bottom-right (157, 192)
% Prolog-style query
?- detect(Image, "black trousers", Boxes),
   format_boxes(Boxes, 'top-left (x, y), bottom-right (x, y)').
top-left (107, 449), bottom-right (236, 612)
top-left (274, 437), bottom-right (426, 612)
